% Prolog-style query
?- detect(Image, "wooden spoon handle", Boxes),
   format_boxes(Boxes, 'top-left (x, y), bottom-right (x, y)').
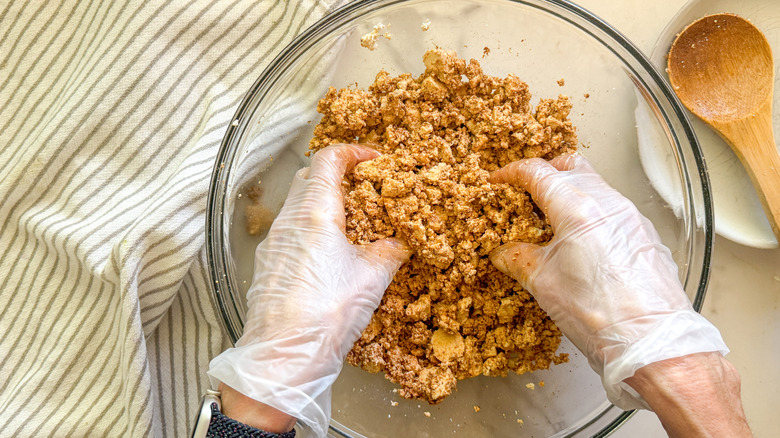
top-left (714, 101), bottom-right (780, 241)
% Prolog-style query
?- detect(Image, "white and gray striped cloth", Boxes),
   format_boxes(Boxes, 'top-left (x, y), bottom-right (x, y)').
top-left (0, 1), bottom-right (344, 436)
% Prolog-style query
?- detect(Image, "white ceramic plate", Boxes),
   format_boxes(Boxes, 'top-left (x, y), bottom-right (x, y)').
top-left (641, 0), bottom-right (780, 248)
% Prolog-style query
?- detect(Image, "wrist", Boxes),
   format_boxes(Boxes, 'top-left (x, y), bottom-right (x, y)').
top-left (219, 383), bottom-right (297, 434)
top-left (592, 309), bottom-right (729, 410)
top-left (625, 352), bottom-right (739, 405)
top-left (625, 352), bottom-right (751, 437)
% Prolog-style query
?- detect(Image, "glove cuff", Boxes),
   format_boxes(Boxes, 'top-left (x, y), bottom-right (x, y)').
top-left (207, 338), bottom-right (342, 438)
top-left (590, 309), bottom-right (729, 411)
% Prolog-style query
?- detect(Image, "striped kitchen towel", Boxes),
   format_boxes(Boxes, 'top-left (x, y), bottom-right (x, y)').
top-left (0, 0), bottom-right (344, 436)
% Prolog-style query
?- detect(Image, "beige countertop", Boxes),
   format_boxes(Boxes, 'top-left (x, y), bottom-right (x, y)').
top-left (575, 0), bottom-right (780, 436)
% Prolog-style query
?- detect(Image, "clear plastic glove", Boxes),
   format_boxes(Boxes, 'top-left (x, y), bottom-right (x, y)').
top-left (208, 144), bottom-right (411, 437)
top-left (489, 153), bottom-right (728, 410)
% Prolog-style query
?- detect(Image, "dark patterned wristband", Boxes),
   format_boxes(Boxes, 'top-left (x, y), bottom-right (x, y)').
top-left (206, 402), bottom-right (296, 438)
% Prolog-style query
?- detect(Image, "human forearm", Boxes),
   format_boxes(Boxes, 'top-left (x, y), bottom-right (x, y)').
top-left (624, 352), bottom-right (752, 438)
top-left (219, 383), bottom-right (297, 434)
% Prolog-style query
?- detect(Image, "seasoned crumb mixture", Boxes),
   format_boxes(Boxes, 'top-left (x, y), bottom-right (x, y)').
top-left (308, 49), bottom-right (576, 404)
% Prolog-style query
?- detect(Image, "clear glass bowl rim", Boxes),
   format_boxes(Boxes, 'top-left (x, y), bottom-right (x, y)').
top-left (205, 0), bottom-right (714, 436)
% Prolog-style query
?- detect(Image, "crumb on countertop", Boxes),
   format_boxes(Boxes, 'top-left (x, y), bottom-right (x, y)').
top-left (421, 19), bottom-right (431, 31)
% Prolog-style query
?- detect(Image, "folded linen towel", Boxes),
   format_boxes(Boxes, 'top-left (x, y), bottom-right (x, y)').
top-left (0, 1), bottom-right (344, 436)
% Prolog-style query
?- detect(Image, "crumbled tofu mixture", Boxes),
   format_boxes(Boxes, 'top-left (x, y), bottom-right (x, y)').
top-left (308, 49), bottom-right (575, 404)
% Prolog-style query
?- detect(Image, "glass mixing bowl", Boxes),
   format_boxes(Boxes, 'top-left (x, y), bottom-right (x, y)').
top-left (206, 0), bottom-right (713, 436)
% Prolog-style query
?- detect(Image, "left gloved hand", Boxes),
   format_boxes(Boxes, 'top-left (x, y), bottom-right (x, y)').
top-left (208, 144), bottom-right (411, 437)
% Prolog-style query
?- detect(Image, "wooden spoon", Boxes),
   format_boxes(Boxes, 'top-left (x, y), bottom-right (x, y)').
top-left (667, 13), bottom-right (780, 241)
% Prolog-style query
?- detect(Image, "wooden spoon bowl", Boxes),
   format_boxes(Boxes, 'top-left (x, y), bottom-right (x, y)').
top-left (667, 13), bottom-right (780, 241)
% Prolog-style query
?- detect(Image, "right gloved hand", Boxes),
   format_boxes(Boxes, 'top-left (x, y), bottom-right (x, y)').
top-left (489, 153), bottom-right (728, 410)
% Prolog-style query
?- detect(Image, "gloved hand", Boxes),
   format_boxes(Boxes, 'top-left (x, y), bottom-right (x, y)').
top-left (208, 144), bottom-right (411, 437)
top-left (489, 153), bottom-right (728, 410)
